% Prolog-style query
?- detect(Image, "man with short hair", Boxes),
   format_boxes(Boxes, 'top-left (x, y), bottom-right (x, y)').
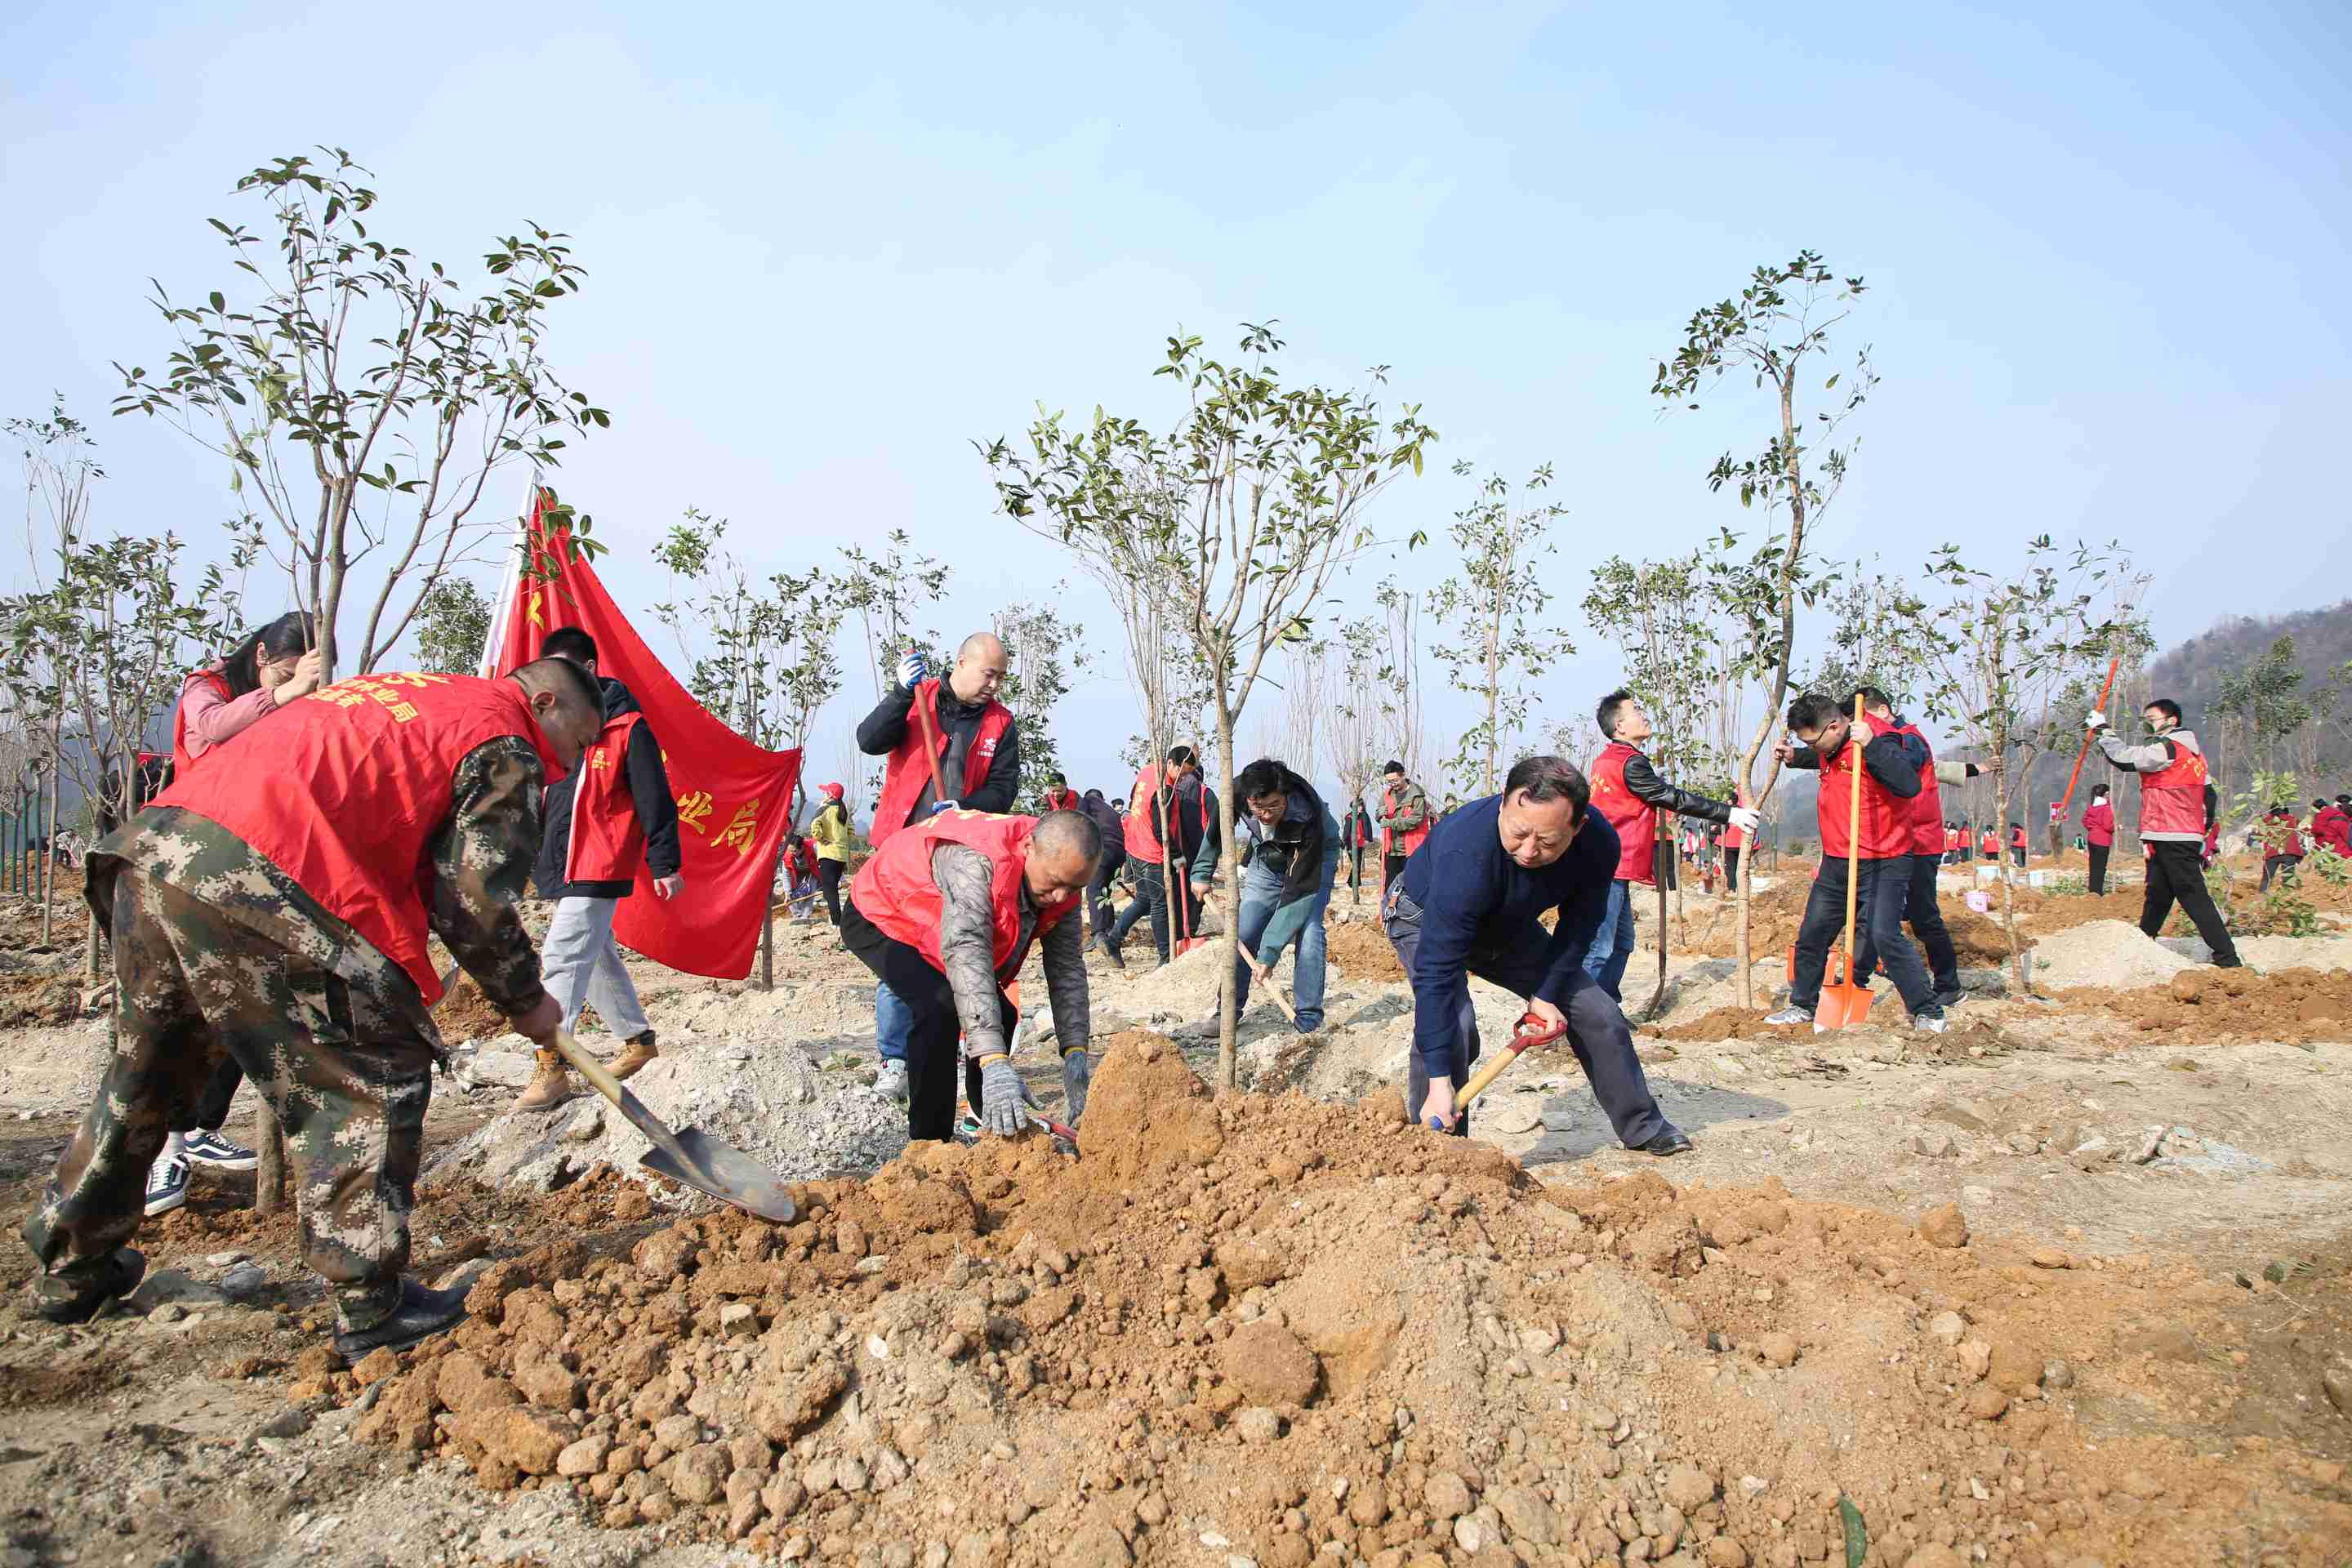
top-left (24, 660), bottom-right (605, 1354)
top-left (523, 627), bottom-right (686, 1109)
top-left (1189, 758), bottom-right (1340, 1033)
top-left (842, 808), bottom-right (1098, 1142)
top-left (1039, 772), bottom-right (1080, 814)
top-left (2093, 699), bottom-right (2240, 967)
top-left (1377, 762), bottom-right (1432, 890)
top-left (1107, 746), bottom-right (1215, 968)
top-left (1584, 690), bottom-right (1759, 1004)
top-left (1766, 693), bottom-right (1949, 1032)
top-left (1384, 756), bottom-right (1690, 1156)
top-left (856, 633), bottom-right (1022, 1103)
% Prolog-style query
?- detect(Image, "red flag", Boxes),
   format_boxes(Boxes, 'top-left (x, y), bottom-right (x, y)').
top-left (489, 492), bottom-right (800, 980)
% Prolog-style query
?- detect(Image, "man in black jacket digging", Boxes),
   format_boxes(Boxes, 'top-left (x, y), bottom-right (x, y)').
top-left (520, 628), bottom-right (685, 1110)
top-left (1188, 758), bottom-right (1340, 1032)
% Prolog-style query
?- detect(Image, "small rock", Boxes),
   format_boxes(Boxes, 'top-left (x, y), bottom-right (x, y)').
top-left (2044, 1358), bottom-right (2075, 1390)
top-left (1957, 1339), bottom-right (1992, 1381)
top-left (2117, 1470), bottom-right (2165, 1500)
top-left (1451, 1515), bottom-right (1489, 1553)
top-left (1233, 1407), bottom-right (1282, 1446)
top-left (2003, 1132), bottom-right (2040, 1156)
top-left (2322, 1365), bottom-right (2351, 1417)
top-left (219, 1263), bottom-right (268, 1301)
top-left (2069, 1136), bottom-right (2114, 1169)
top-left (1662, 1465), bottom-right (1716, 1512)
top-left (1910, 1132), bottom-right (1956, 1158)
top-left (1963, 1384), bottom-right (2008, 1420)
top-left (1918, 1203), bottom-right (1970, 1250)
top-left (1422, 1470), bottom-right (1472, 1519)
top-left (203, 1250), bottom-right (250, 1268)
top-left (2029, 1246), bottom-right (2071, 1270)
top-left (148, 1303), bottom-right (186, 1325)
top-left (719, 1303), bottom-right (757, 1336)
top-left (1927, 1311), bottom-right (1967, 1346)
top-left (1756, 1332), bottom-right (1799, 1369)
top-left (254, 1407), bottom-right (313, 1440)
top-left (2135, 1125), bottom-right (2169, 1165)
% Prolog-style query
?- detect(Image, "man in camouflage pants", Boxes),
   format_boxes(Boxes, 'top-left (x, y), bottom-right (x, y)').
top-left (22, 661), bottom-right (600, 1356)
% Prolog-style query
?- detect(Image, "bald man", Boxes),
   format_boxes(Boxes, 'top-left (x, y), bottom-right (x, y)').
top-left (855, 632), bottom-right (1023, 1102)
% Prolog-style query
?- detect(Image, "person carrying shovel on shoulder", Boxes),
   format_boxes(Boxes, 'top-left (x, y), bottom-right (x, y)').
top-left (21, 659), bottom-right (608, 1356)
top-left (1188, 756), bottom-right (1340, 1036)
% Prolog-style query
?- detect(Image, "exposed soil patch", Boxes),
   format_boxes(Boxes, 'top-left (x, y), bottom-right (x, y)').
top-left (2053, 965), bottom-right (2352, 1045)
top-left (0, 971), bottom-right (84, 1031)
top-left (1322, 919), bottom-right (1402, 983)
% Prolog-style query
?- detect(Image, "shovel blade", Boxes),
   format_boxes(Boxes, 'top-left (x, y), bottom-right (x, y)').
top-left (1813, 982), bottom-right (1874, 1032)
top-left (639, 1128), bottom-right (800, 1224)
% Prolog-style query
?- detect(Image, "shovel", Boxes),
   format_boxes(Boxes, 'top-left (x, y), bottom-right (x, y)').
top-left (1237, 942), bottom-right (1307, 1031)
top-left (1426, 1010), bottom-right (1569, 1129)
top-left (549, 1029), bottom-right (800, 1223)
top-left (1815, 692), bottom-right (1875, 1032)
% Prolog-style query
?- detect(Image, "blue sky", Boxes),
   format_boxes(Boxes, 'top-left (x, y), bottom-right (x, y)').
top-left (6, 0), bottom-right (2348, 804)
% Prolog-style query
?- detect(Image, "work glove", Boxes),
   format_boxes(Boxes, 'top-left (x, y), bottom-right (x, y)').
top-left (2087, 710), bottom-right (2107, 731)
top-left (930, 799), bottom-right (960, 817)
top-left (1727, 806), bottom-right (1762, 834)
top-left (896, 653), bottom-right (929, 691)
top-left (1060, 1047), bottom-right (1094, 1126)
top-left (978, 1054), bottom-right (1037, 1138)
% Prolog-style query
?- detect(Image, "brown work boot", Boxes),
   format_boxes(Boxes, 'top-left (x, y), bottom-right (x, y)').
top-left (516, 1049), bottom-right (577, 1111)
top-left (612, 1031), bottom-right (659, 1081)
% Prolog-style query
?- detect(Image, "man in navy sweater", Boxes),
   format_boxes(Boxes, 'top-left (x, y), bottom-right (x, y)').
top-left (1382, 755), bottom-right (1689, 1156)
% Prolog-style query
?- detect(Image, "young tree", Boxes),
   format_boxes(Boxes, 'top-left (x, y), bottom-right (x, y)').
top-left (112, 149), bottom-right (609, 679)
top-left (991, 593), bottom-right (1094, 803)
top-left (1372, 575), bottom-right (1427, 779)
top-left (1652, 253), bottom-right (1876, 1007)
top-left (1425, 463), bottom-right (1574, 796)
top-left (985, 322), bottom-right (1435, 1085)
top-left (1921, 538), bottom-right (2132, 991)
top-left (413, 577), bottom-right (492, 674)
top-left (1322, 615), bottom-right (1392, 870)
top-left (831, 529), bottom-right (950, 699)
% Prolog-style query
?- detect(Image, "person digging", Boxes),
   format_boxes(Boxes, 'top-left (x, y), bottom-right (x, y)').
top-left (840, 808), bottom-right (1099, 1143)
top-left (2091, 699), bottom-right (2242, 969)
top-left (1189, 757), bottom-right (1341, 1036)
top-left (21, 659), bottom-right (606, 1356)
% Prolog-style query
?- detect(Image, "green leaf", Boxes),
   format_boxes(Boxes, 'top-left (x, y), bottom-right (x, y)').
top-left (1838, 1498), bottom-right (1866, 1566)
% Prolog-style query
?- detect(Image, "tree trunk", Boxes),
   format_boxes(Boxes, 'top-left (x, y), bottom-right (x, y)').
top-left (255, 1107), bottom-right (288, 1216)
top-left (1214, 702), bottom-right (1240, 1090)
top-left (758, 844), bottom-right (783, 991)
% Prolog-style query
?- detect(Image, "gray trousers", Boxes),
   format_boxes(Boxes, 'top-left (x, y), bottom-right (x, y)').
top-left (542, 896), bottom-right (651, 1040)
top-left (1384, 890), bottom-right (1670, 1148)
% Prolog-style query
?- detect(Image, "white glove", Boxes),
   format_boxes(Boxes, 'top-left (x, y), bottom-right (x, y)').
top-left (2087, 710), bottom-right (2107, 730)
top-left (896, 653), bottom-right (929, 690)
top-left (1727, 806), bottom-right (1762, 834)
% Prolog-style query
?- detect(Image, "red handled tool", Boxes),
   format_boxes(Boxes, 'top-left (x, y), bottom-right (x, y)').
top-left (1427, 1010), bottom-right (1568, 1130)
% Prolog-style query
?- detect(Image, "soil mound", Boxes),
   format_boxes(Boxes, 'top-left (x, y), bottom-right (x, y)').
top-left (432, 975), bottom-right (518, 1043)
top-left (0, 972), bottom-right (83, 1031)
top-left (2057, 965), bottom-right (2352, 1045)
top-left (328, 1035), bottom-right (2347, 1564)
top-left (2025, 919), bottom-right (2193, 991)
top-left (1322, 920), bottom-right (1402, 982)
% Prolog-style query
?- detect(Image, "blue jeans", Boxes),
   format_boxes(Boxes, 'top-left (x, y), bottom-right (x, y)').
top-left (1232, 859), bottom-right (1333, 1031)
top-left (875, 980), bottom-right (911, 1066)
top-left (1579, 880), bottom-right (1640, 1003)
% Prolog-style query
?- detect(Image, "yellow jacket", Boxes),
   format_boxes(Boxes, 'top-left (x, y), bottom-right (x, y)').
top-left (809, 802), bottom-right (853, 862)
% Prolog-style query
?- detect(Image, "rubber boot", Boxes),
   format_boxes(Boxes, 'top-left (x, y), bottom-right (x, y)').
top-left (32, 1248), bottom-right (145, 1325)
top-left (333, 1277), bottom-right (469, 1360)
top-left (612, 1031), bottom-right (658, 1081)
top-left (516, 1049), bottom-right (577, 1111)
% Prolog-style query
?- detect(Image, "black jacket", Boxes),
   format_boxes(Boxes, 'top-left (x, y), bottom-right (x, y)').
top-left (532, 677), bottom-right (684, 900)
top-left (1619, 747), bottom-right (1734, 824)
top-left (1227, 767), bottom-right (1335, 906)
top-left (1080, 789), bottom-right (1127, 867)
top-left (1147, 772), bottom-right (1216, 870)
top-left (853, 681), bottom-right (1021, 828)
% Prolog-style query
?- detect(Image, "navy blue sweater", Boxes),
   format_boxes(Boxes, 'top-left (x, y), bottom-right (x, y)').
top-left (1396, 793), bottom-right (1619, 1072)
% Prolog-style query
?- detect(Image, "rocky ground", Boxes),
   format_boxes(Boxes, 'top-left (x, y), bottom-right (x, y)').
top-left (0, 852), bottom-right (2347, 1566)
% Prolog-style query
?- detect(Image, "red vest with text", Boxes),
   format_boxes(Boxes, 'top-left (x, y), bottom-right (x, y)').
top-left (152, 673), bottom-right (563, 1004)
top-left (169, 668), bottom-right (235, 780)
top-left (1891, 721), bottom-right (1944, 856)
top-left (1382, 782), bottom-right (1431, 862)
top-left (1588, 742), bottom-right (1663, 884)
top-left (1815, 736), bottom-right (1911, 862)
top-left (563, 713), bottom-right (646, 884)
top-left (2083, 801), bottom-right (2114, 846)
top-left (850, 809), bottom-right (1080, 982)
top-left (1125, 765), bottom-right (1167, 863)
top-left (2137, 735), bottom-right (2210, 837)
top-left (870, 679), bottom-right (1013, 847)
top-left (1041, 787), bottom-right (1079, 813)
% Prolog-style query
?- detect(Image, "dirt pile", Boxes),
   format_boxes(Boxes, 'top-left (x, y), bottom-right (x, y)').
top-left (1683, 880), bottom-right (1809, 960)
top-left (327, 1036), bottom-right (2348, 1564)
top-left (432, 975), bottom-right (518, 1044)
top-left (1323, 920), bottom-right (1403, 983)
top-left (0, 971), bottom-right (84, 1030)
top-left (2056, 965), bottom-right (2352, 1045)
top-left (2024, 920), bottom-right (2193, 991)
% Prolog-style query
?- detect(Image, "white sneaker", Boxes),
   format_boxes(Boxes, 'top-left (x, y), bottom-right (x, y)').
top-left (144, 1155), bottom-right (189, 1217)
top-left (873, 1059), bottom-right (910, 1105)
top-left (1763, 1005), bottom-right (1814, 1027)
top-left (1913, 1010), bottom-right (1950, 1035)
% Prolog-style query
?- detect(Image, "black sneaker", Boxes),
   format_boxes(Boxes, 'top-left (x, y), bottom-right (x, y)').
top-left (332, 1278), bottom-right (470, 1361)
top-left (32, 1248), bottom-right (145, 1325)
top-left (1096, 934), bottom-right (1125, 972)
top-left (1633, 1129), bottom-right (1695, 1158)
top-left (1930, 987), bottom-right (1967, 1011)
top-left (184, 1129), bottom-right (260, 1170)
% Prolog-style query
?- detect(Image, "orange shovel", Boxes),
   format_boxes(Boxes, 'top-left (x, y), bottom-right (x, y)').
top-left (1814, 692), bottom-right (1874, 1032)
top-left (1426, 1011), bottom-right (1569, 1129)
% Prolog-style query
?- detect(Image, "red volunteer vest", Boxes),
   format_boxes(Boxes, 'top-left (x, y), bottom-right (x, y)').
top-left (2083, 802), bottom-right (2114, 846)
top-left (1979, 831), bottom-right (1998, 855)
top-left (1381, 782), bottom-right (1431, 861)
top-left (1815, 735), bottom-right (1911, 862)
top-left (2138, 736), bottom-right (2209, 837)
top-left (562, 713), bottom-right (646, 884)
top-left (1123, 765), bottom-right (1166, 863)
top-left (1588, 742), bottom-right (1662, 884)
top-left (2260, 814), bottom-right (2305, 857)
top-left (1891, 721), bottom-right (1944, 856)
top-left (849, 809), bottom-right (1080, 982)
top-left (152, 673), bottom-right (563, 1004)
top-left (2315, 807), bottom-right (2350, 853)
top-left (2010, 826), bottom-right (2026, 848)
top-left (169, 668), bottom-right (235, 780)
top-left (1041, 788), bottom-right (1079, 813)
top-left (870, 679), bottom-right (1013, 847)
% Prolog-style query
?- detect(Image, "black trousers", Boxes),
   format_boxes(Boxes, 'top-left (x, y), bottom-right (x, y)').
top-left (2087, 843), bottom-right (2110, 894)
top-left (1792, 858), bottom-right (1934, 1015)
top-left (840, 902), bottom-right (1000, 1141)
top-left (816, 859), bottom-right (845, 925)
top-left (1722, 847), bottom-right (1740, 891)
top-left (1382, 853), bottom-right (1407, 890)
top-left (1346, 846), bottom-right (1365, 889)
top-left (1859, 853), bottom-right (1960, 992)
top-left (1086, 852), bottom-right (1125, 935)
top-left (1383, 893), bottom-right (1668, 1149)
top-left (2260, 853), bottom-right (2302, 892)
top-left (2140, 840), bottom-right (2238, 965)
top-left (185, 1055), bottom-right (242, 1133)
